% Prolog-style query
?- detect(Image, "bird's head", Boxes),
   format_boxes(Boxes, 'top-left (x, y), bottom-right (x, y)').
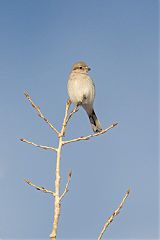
top-left (71, 61), bottom-right (91, 73)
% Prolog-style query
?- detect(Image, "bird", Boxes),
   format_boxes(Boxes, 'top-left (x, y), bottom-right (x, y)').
top-left (67, 61), bottom-right (102, 133)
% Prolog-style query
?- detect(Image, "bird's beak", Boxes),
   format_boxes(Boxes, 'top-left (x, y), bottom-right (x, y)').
top-left (88, 67), bottom-right (91, 71)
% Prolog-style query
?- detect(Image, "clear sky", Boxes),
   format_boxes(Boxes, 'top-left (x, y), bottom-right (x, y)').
top-left (0, 0), bottom-right (158, 239)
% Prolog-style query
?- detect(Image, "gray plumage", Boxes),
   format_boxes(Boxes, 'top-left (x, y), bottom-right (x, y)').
top-left (67, 61), bottom-right (102, 133)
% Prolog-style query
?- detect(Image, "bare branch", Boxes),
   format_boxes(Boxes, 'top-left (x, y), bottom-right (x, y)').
top-left (98, 189), bottom-right (130, 240)
top-left (63, 123), bottom-right (118, 145)
top-left (20, 138), bottom-right (57, 152)
top-left (58, 99), bottom-right (72, 137)
top-left (66, 105), bottom-right (79, 125)
top-left (60, 171), bottom-right (72, 201)
top-left (50, 100), bottom-right (72, 239)
top-left (24, 91), bottom-right (59, 135)
top-left (22, 94), bottom-right (122, 240)
top-left (24, 179), bottom-right (56, 196)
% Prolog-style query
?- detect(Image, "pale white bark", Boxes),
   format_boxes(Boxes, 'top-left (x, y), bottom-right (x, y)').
top-left (98, 189), bottom-right (130, 240)
top-left (20, 138), bottom-right (57, 152)
top-left (21, 92), bottom-right (129, 240)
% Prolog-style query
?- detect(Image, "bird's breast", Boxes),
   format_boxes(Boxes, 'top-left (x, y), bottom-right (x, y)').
top-left (68, 73), bottom-right (95, 104)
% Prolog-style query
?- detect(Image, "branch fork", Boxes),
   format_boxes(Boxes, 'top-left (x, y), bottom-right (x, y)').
top-left (60, 171), bottom-right (72, 201)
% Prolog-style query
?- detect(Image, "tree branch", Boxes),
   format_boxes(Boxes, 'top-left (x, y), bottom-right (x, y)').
top-left (63, 123), bottom-right (118, 145)
top-left (24, 91), bottom-right (59, 135)
top-left (24, 179), bottom-right (56, 196)
top-left (66, 105), bottom-right (79, 125)
top-left (50, 100), bottom-right (72, 240)
top-left (97, 189), bottom-right (130, 240)
top-left (20, 138), bottom-right (57, 152)
top-left (60, 171), bottom-right (72, 201)
top-left (22, 93), bottom-right (127, 240)
top-left (58, 99), bottom-right (72, 137)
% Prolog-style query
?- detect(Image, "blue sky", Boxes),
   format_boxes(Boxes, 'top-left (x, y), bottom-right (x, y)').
top-left (0, 0), bottom-right (158, 239)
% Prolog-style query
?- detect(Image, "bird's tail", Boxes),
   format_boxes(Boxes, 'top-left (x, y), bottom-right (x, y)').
top-left (88, 109), bottom-right (102, 133)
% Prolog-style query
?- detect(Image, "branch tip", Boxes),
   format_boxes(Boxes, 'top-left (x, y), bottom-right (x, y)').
top-left (24, 91), bottom-right (29, 98)
top-left (98, 189), bottom-right (130, 240)
top-left (127, 188), bottom-right (131, 194)
top-left (24, 178), bottom-right (56, 196)
top-left (112, 122), bottom-right (118, 127)
top-left (24, 179), bottom-right (30, 184)
top-left (20, 138), bottom-right (57, 151)
top-left (69, 171), bottom-right (72, 177)
top-left (23, 91), bottom-right (59, 135)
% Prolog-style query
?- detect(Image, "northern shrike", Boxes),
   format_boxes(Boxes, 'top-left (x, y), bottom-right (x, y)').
top-left (67, 61), bottom-right (102, 133)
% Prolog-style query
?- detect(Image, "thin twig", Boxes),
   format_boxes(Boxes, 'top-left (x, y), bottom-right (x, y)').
top-left (98, 189), bottom-right (130, 240)
top-left (24, 91), bottom-right (59, 135)
top-left (24, 179), bottom-right (56, 196)
top-left (66, 105), bottom-right (79, 125)
top-left (20, 138), bottom-right (57, 152)
top-left (60, 171), bottom-right (72, 201)
top-left (63, 123), bottom-right (118, 145)
top-left (58, 99), bottom-right (72, 137)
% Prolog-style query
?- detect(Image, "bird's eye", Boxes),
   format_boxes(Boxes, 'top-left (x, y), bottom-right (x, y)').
top-left (79, 67), bottom-right (82, 69)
